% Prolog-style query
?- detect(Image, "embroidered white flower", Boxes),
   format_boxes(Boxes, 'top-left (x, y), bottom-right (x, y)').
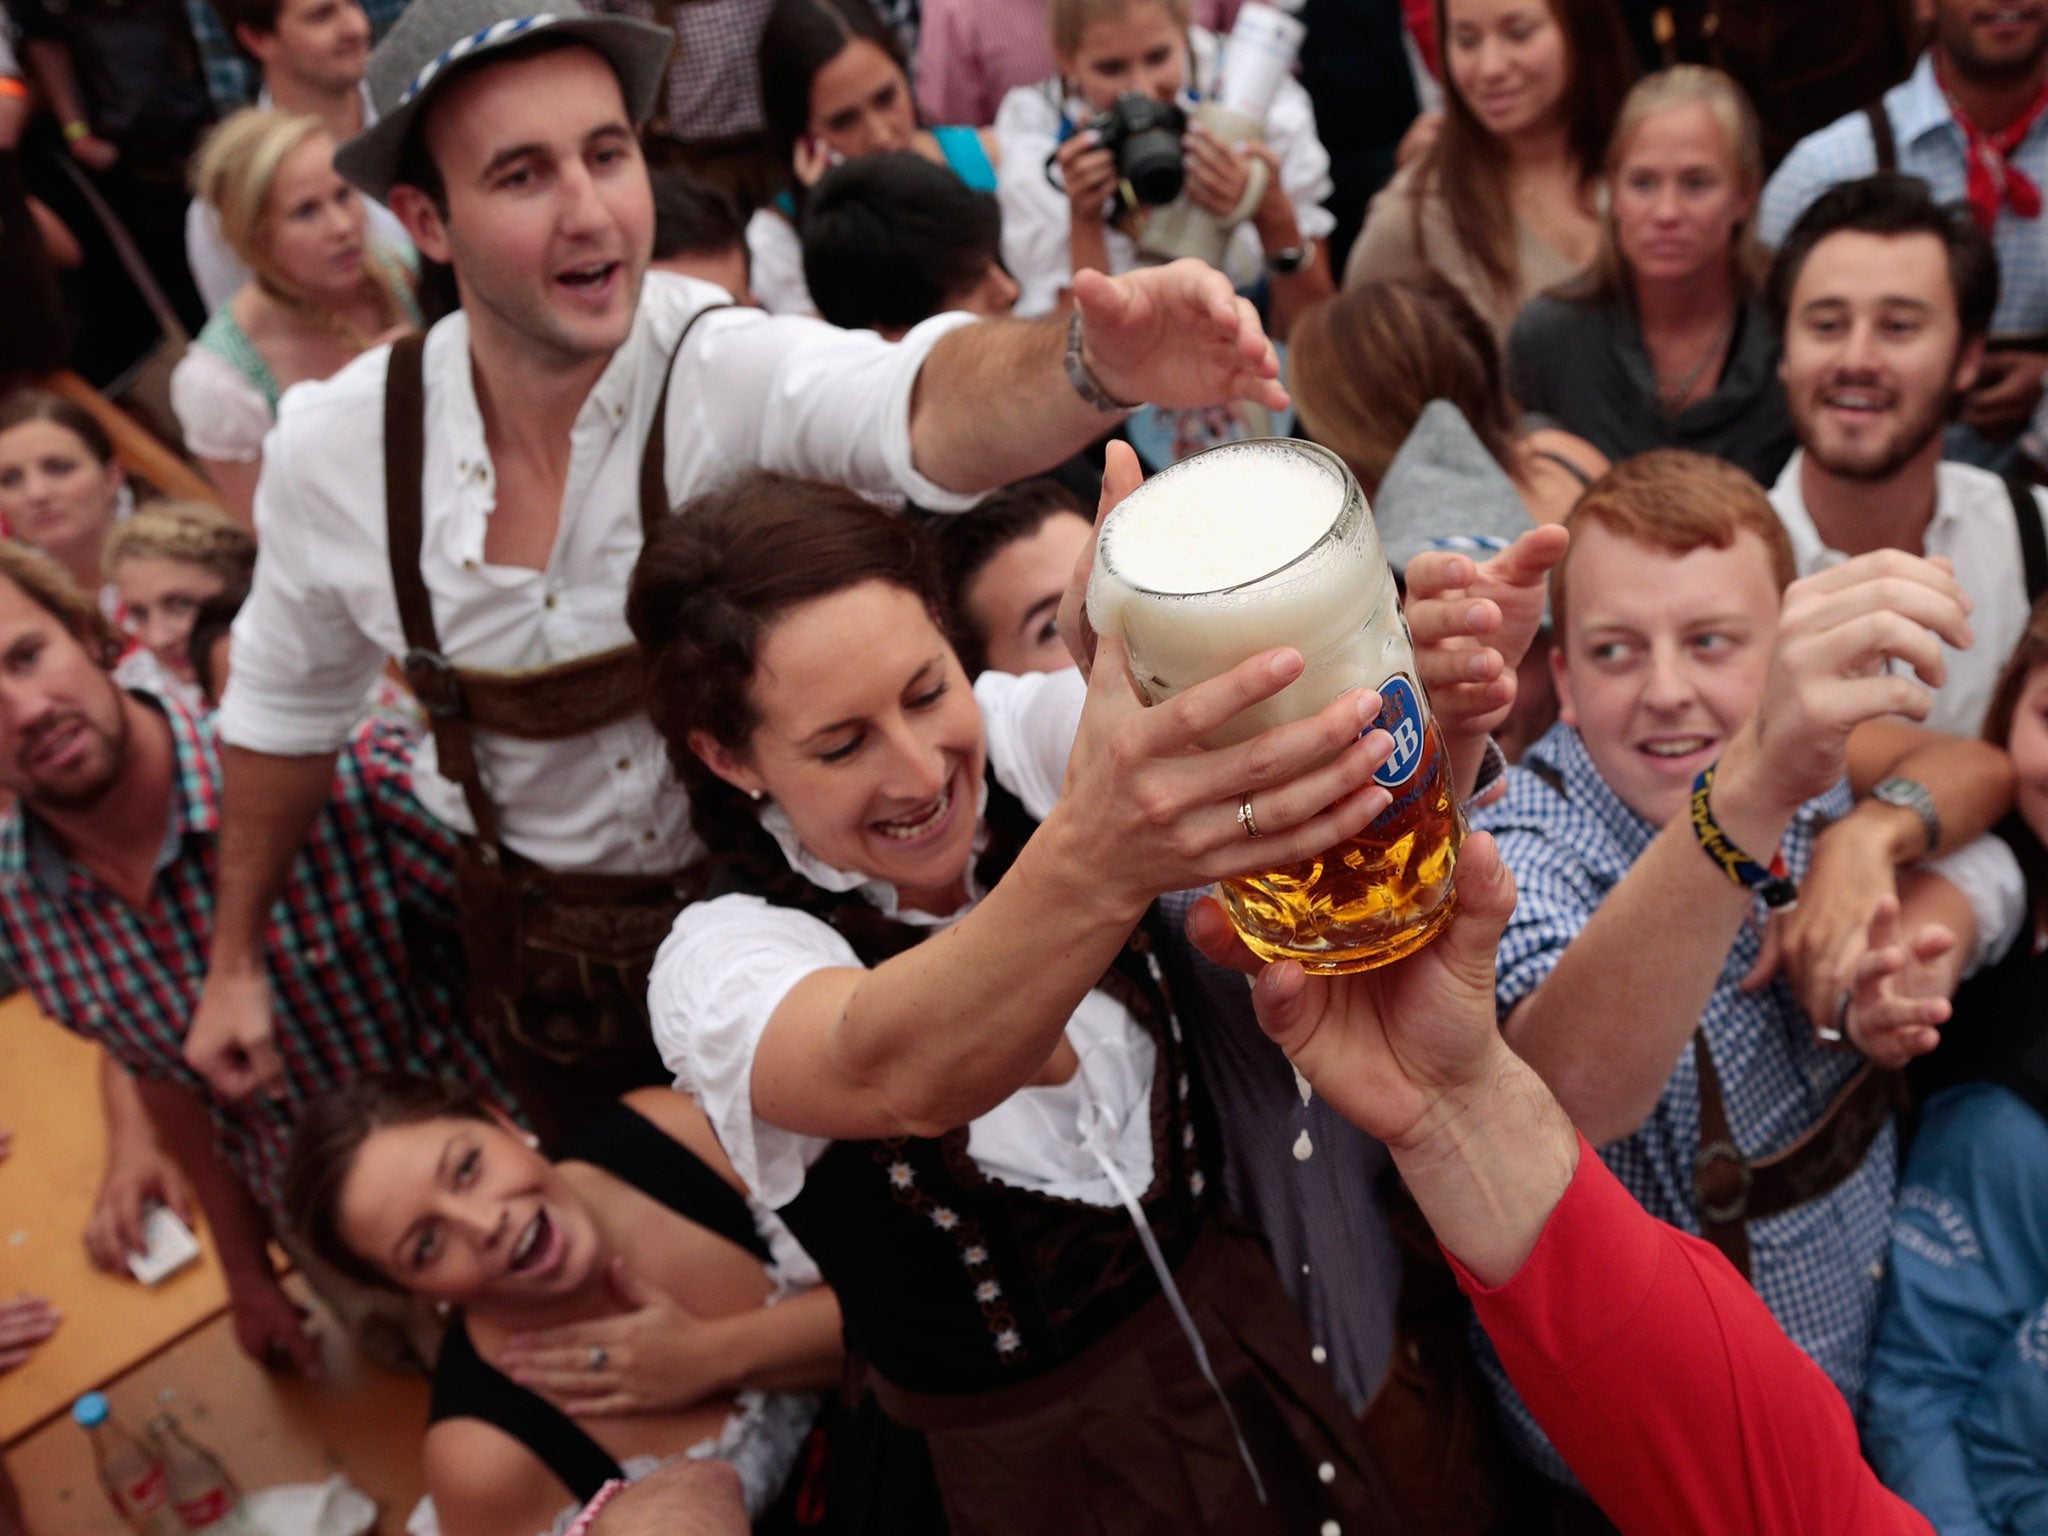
top-left (1189, 1170), bottom-right (1206, 1197)
top-left (995, 1328), bottom-right (1022, 1355)
top-left (930, 1205), bottom-right (960, 1231)
top-left (962, 1244), bottom-right (989, 1267)
top-left (1181, 1124), bottom-right (1196, 1149)
top-left (887, 1161), bottom-right (915, 1189)
top-left (975, 1279), bottom-right (1002, 1305)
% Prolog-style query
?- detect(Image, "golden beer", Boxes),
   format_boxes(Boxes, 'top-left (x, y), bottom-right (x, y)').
top-left (1086, 439), bottom-right (1462, 973)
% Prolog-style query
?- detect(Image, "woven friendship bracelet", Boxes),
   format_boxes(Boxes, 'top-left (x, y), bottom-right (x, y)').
top-left (1690, 764), bottom-right (1798, 910)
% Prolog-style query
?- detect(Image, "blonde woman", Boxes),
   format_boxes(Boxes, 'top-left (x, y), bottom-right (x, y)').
top-left (1506, 66), bottom-right (1795, 484)
top-left (170, 109), bottom-right (418, 526)
top-left (104, 501), bottom-right (256, 705)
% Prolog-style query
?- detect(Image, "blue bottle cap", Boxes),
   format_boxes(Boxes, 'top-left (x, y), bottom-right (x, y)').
top-left (72, 1392), bottom-right (111, 1428)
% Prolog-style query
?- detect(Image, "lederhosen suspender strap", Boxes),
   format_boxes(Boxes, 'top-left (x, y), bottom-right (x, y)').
top-left (2009, 477), bottom-right (2048, 610)
top-left (379, 308), bottom-right (726, 1138)
top-left (1691, 1037), bottom-right (1906, 1280)
top-left (1867, 101), bottom-right (1899, 175)
top-left (382, 306), bottom-right (728, 854)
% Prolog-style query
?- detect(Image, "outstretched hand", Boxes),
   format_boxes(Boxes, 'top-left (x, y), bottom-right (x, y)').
top-left (1185, 831), bottom-right (1520, 1151)
top-left (1073, 262), bottom-right (1286, 413)
top-left (1187, 833), bottom-right (1581, 1286)
top-left (1405, 525), bottom-right (1570, 791)
top-left (1838, 897), bottom-right (1954, 1069)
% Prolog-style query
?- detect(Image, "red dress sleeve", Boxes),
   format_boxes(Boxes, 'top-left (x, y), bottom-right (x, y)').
top-left (1449, 1136), bottom-right (1932, 1536)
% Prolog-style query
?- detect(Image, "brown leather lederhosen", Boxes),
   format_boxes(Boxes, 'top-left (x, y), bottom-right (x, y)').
top-left (380, 312), bottom-right (723, 1146)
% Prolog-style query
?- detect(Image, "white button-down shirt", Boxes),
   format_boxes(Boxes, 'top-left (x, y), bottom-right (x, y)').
top-left (219, 272), bottom-right (976, 874)
top-left (1768, 450), bottom-right (2048, 736)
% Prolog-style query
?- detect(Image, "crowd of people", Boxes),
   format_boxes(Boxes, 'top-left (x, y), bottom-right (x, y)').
top-left (0, 0), bottom-right (2045, 1533)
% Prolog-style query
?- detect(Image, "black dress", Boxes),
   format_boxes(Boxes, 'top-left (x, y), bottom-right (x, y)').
top-left (705, 776), bottom-right (1408, 1536)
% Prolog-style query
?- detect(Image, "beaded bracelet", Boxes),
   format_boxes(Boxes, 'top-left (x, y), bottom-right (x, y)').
top-left (563, 1478), bottom-right (627, 1536)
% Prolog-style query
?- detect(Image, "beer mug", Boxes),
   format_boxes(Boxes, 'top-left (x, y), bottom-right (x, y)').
top-left (1086, 439), bottom-right (1463, 972)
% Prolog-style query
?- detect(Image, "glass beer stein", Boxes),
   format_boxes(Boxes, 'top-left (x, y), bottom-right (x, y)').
top-left (1086, 438), bottom-right (1462, 972)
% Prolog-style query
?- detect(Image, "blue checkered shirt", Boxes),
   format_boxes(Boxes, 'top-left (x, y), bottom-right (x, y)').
top-left (1759, 52), bottom-right (2048, 469)
top-left (1471, 722), bottom-right (1898, 1485)
top-left (183, 0), bottom-right (408, 114)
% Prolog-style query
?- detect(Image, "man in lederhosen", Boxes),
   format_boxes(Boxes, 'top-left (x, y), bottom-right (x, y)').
top-left (181, 0), bottom-right (1288, 1141)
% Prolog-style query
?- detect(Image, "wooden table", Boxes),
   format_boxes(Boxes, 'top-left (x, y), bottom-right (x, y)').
top-left (0, 996), bottom-right (227, 1445)
top-left (8, 1279), bottom-right (428, 1536)
top-left (0, 996), bottom-right (429, 1533)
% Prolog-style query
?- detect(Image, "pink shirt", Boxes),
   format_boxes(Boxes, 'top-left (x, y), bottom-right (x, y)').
top-left (915, 0), bottom-right (1245, 128)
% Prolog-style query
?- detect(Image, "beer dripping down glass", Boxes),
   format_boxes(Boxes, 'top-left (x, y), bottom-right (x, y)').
top-left (1087, 438), bottom-right (1464, 972)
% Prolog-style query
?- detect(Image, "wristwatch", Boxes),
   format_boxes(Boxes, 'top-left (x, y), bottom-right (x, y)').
top-left (1063, 310), bottom-right (1138, 414)
top-left (1265, 245), bottom-right (1311, 275)
top-left (1870, 776), bottom-right (1940, 857)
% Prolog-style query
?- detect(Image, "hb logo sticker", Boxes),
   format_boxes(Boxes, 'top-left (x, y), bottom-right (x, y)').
top-left (1370, 675), bottom-right (1426, 789)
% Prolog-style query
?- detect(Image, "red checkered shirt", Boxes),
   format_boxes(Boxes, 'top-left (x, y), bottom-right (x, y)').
top-left (0, 692), bottom-right (507, 1215)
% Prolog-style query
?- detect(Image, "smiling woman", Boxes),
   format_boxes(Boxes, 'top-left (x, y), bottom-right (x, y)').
top-left (284, 1073), bottom-right (836, 1536)
top-left (623, 468), bottom-right (1404, 1534)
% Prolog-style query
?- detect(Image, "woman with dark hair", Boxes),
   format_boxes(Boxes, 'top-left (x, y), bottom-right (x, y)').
top-left (1507, 67), bottom-right (1796, 484)
top-left (628, 467), bottom-right (1401, 1534)
top-left (0, 386), bottom-right (129, 597)
top-left (1289, 274), bottom-right (1606, 521)
top-left (281, 1073), bottom-right (838, 1536)
top-left (751, 0), bottom-right (1001, 315)
top-left (1343, 0), bottom-right (1636, 343)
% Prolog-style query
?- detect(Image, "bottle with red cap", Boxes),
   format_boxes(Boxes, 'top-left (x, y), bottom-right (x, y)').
top-left (72, 1392), bottom-right (181, 1535)
top-left (147, 1411), bottom-right (261, 1536)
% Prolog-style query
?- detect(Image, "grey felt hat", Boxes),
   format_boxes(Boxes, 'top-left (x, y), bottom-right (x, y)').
top-left (1373, 399), bottom-right (1537, 578)
top-left (334, 0), bottom-right (672, 202)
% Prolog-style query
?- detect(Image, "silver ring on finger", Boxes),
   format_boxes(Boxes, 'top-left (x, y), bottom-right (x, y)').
top-left (1238, 795), bottom-right (1263, 839)
top-left (1816, 991), bottom-right (1850, 1046)
top-left (587, 1345), bottom-right (608, 1372)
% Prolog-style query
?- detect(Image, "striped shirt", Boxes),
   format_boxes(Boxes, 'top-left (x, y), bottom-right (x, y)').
top-left (1472, 722), bottom-right (1897, 1484)
top-left (0, 691), bottom-right (506, 1215)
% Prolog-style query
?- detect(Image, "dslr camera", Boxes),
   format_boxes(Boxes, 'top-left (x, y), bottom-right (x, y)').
top-left (1082, 92), bottom-right (1188, 207)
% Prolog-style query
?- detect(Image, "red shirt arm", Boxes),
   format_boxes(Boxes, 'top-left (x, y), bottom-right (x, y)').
top-left (1450, 1135), bottom-right (1932, 1536)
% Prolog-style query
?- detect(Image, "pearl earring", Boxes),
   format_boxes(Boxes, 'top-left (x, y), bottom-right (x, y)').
top-left (749, 789), bottom-right (764, 802)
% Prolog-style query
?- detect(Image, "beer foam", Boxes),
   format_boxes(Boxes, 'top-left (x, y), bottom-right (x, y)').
top-left (1101, 442), bottom-right (1344, 595)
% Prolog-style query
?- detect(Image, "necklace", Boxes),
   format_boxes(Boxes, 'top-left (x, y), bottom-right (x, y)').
top-left (1652, 314), bottom-right (1734, 415)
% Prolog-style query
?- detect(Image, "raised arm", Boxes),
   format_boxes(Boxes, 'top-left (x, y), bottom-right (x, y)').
top-left (1184, 837), bottom-right (1936, 1536)
top-left (1504, 552), bottom-right (1972, 1144)
top-left (905, 262), bottom-right (1285, 494)
top-left (741, 640), bottom-right (1392, 1142)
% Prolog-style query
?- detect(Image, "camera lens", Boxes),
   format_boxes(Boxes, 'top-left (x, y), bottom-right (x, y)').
top-left (1119, 125), bottom-right (1186, 206)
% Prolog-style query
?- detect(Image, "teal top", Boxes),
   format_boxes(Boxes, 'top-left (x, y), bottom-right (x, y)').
top-left (932, 124), bottom-right (996, 192)
top-left (773, 126), bottom-right (996, 219)
top-left (192, 250), bottom-right (422, 412)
